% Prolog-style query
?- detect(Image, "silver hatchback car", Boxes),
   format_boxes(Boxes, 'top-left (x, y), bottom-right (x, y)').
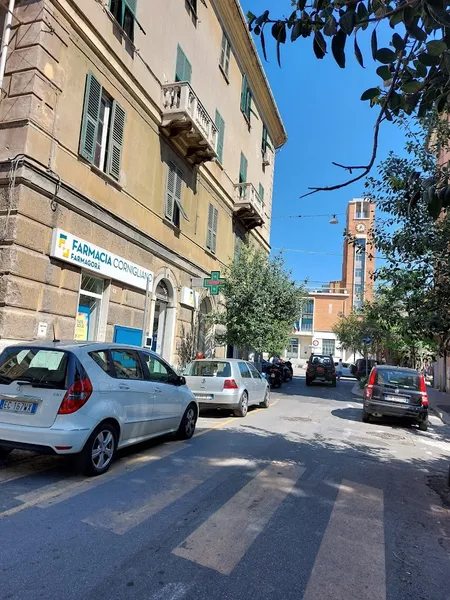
top-left (183, 359), bottom-right (270, 417)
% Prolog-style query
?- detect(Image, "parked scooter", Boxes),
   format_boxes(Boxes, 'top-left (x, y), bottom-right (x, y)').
top-left (261, 361), bottom-right (283, 389)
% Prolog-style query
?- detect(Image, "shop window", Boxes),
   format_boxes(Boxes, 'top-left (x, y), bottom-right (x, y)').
top-left (76, 275), bottom-right (104, 342)
top-left (322, 339), bottom-right (336, 356)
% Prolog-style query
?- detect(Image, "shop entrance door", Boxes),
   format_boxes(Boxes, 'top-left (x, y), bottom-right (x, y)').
top-left (76, 275), bottom-right (104, 341)
top-left (152, 281), bottom-right (169, 355)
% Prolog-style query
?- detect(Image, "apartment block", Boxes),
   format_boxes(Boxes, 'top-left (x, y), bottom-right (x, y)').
top-left (0, 0), bottom-right (286, 364)
top-left (287, 199), bottom-right (376, 364)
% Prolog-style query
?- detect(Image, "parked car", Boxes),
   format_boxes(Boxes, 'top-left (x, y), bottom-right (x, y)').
top-left (306, 354), bottom-right (336, 387)
top-left (0, 342), bottom-right (198, 475)
top-left (362, 365), bottom-right (429, 431)
top-left (334, 361), bottom-right (356, 378)
top-left (351, 359), bottom-right (378, 380)
top-left (261, 360), bottom-right (283, 389)
top-left (184, 359), bottom-right (269, 417)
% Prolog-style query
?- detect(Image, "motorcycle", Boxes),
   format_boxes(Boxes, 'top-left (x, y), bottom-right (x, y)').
top-left (262, 361), bottom-right (283, 389)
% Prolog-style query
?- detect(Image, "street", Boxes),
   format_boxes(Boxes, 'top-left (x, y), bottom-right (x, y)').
top-left (1, 376), bottom-right (450, 600)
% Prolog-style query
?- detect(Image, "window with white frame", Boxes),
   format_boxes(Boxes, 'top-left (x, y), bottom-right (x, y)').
top-left (322, 339), bottom-right (335, 356)
top-left (355, 200), bottom-right (370, 219)
top-left (287, 338), bottom-right (299, 358)
top-left (219, 31), bottom-right (231, 78)
top-left (301, 298), bottom-right (314, 332)
top-left (76, 275), bottom-right (105, 342)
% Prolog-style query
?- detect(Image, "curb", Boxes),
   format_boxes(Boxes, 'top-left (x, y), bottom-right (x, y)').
top-left (428, 405), bottom-right (450, 426)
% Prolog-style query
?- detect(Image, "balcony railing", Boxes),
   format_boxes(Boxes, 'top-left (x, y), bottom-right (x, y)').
top-left (161, 82), bottom-right (218, 165)
top-left (233, 183), bottom-right (265, 230)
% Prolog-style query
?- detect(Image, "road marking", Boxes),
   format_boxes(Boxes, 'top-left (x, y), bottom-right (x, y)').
top-left (302, 480), bottom-right (386, 600)
top-left (83, 473), bottom-right (205, 535)
top-left (0, 457), bottom-right (55, 484)
top-left (172, 462), bottom-right (305, 575)
top-left (0, 442), bottom-right (185, 520)
top-left (193, 417), bottom-right (239, 438)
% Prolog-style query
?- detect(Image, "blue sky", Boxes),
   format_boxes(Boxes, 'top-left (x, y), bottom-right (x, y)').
top-left (243, 0), bottom-right (407, 286)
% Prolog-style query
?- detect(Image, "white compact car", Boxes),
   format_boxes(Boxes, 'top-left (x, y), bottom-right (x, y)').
top-left (0, 342), bottom-right (198, 475)
top-left (184, 358), bottom-right (270, 417)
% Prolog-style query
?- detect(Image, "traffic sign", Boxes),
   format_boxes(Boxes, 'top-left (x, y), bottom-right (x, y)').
top-left (362, 336), bottom-right (371, 344)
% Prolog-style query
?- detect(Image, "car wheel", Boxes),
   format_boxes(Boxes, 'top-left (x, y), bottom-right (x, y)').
top-left (362, 407), bottom-right (371, 423)
top-left (418, 418), bottom-right (428, 432)
top-left (178, 403), bottom-right (198, 439)
top-left (234, 392), bottom-right (249, 417)
top-left (305, 377), bottom-right (311, 386)
top-left (0, 446), bottom-right (12, 459)
top-left (331, 377), bottom-right (337, 387)
top-left (260, 388), bottom-right (270, 408)
top-left (78, 423), bottom-right (117, 477)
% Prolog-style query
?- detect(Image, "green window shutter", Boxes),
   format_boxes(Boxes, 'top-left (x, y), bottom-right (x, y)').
top-left (240, 74), bottom-right (248, 113)
top-left (215, 110), bottom-right (225, 164)
top-left (125, 0), bottom-right (137, 15)
top-left (80, 72), bottom-right (102, 163)
top-left (262, 125), bottom-right (268, 153)
top-left (239, 152), bottom-right (247, 183)
top-left (107, 100), bottom-right (126, 180)
top-left (258, 183), bottom-right (265, 203)
top-left (211, 206), bottom-right (218, 254)
top-left (206, 203), bottom-right (213, 250)
top-left (165, 162), bottom-right (176, 220)
top-left (220, 33), bottom-right (231, 76)
top-left (175, 45), bottom-right (192, 83)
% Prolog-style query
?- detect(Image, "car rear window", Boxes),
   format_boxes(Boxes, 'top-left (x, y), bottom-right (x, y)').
top-left (376, 369), bottom-right (420, 391)
top-left (185, 361), bottom-right (231, 377)
top-left (0, 348), bottom-right (69, 388)
top-left (312, 356), bottom-right (331, 365)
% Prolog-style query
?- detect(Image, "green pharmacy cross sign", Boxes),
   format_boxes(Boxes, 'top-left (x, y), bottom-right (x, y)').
top-left (204, 271), bottom-right (226, 296)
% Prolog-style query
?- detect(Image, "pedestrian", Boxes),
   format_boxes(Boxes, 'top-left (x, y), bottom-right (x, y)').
top-left (337, 358), bottom-right (343, 381)
top-left (194, 350), bottom-right (205, 359)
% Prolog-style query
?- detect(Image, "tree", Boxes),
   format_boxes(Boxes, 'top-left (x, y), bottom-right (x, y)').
top-left (213, 245), bottom-right (306, 356)
top-left (247, 3), bottom-right (450, 212)
top-left (332, 312), bottom-right (365, 359)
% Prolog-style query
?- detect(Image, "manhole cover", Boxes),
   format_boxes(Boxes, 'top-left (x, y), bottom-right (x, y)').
top-left (283, 416), bottom-right (312, 422)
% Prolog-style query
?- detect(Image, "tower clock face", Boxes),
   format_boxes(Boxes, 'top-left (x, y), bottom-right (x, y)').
top-left (356, 223), bottom-right (366, 233)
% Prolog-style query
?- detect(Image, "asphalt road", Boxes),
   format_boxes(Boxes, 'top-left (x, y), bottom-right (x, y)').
top-left (1, 376), bottom-right (450, 600)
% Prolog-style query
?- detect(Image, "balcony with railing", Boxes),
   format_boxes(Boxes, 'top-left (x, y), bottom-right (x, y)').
top-left (233, 183), bottom-right (265, 230)
top-left (161, 82), bottom-right (218, 165)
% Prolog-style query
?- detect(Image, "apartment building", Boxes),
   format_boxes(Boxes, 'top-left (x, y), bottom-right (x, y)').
top-left (0, 0), bottom-right (286, 364)
top-left (287, 199), bottom-right (375, 365)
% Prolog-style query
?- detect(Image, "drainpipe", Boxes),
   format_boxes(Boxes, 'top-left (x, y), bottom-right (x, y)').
top-left (0, 0), bottom-right (16, 95)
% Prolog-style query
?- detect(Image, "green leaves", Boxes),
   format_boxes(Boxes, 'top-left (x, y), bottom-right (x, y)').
top-left (376, 48), bottom-right (397, 63)
top-left (401, 80), bottom-right (422, 93)
top-left (339, 10), bottom-right (356, 35)
top-left (323, 15), bottom-right (337, 36)
top-left (392, 33), bottom-right (405, 52)
top-left (354, 37), bottom-right (364, 67)
top-left (332, 30), bottom-right (346, 68)
top-left (371, 29), bottom-right (378, 60)
top-left (313, 31), bottom-right (327, 59)
top-left (426, 40), bottom-right (447, 55)
top-left (376, 65), bottom-right (392, 80)
top-left (361, 87), bottom-right (380, 101)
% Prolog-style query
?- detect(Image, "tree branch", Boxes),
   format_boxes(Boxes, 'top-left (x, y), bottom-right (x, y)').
top-left (300, 35), bottom-right (409, 200)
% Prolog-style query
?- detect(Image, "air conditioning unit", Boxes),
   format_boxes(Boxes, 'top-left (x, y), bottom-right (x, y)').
top-left (262, 151), bottom-right (272, 167)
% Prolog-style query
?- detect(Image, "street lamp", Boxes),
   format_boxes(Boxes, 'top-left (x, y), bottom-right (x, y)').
top-left (329, 215), bottom-right (339, 225)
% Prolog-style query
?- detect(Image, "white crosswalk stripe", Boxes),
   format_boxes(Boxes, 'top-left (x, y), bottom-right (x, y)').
top-left (172, 462), bottom-right (305, 575)
top-left (302, 480), bottom-right (386, 600)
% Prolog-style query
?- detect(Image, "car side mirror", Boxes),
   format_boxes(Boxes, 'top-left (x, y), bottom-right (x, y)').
top-left (178, 375), bottom-right (186, 386)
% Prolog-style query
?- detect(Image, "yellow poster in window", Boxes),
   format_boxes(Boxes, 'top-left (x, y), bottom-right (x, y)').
top-left (75, 312), bottom-right (89, 341)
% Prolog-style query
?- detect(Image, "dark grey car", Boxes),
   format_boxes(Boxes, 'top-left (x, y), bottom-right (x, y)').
top-left (362, 365), bottom-right (429, 430)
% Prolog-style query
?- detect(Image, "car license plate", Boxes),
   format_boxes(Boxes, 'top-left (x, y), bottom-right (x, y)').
top-left (270, 373), bottom-right (275, 378)
top-left (195, 394), bottom-right (213, 401)
top-left (0, 399), bottom-right (37, 413)
top-left (384, 395), bottom-right (408, 403)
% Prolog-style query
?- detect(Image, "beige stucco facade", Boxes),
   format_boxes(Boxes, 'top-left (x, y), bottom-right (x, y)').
top-left (0, 0), bottom-right (286, 365)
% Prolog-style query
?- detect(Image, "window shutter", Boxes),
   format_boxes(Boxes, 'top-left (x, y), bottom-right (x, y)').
top-left (107, 100), bottom-right (126, 180)
top-left (125, 0), bottom-right (137, 16)
top-left (239, 152), bottom-right (248, 183)
top-left (258, 184), bottom-right (264, 203)
top-left (80, 72), bottom-right (102, 163)
top-left (240, 75), bottom-right (248, 113)
top-left (211, 207), bottom-right (218, 254)
top-left (225, 38), bottom-right (231, 74)
top-left (262, 125), bottom-right (268, 153)
top-left (165, 162), bottom-right (176, 220)
top-left (175, 45), bottom-right (191, 82)
top-left (215, 110), bottom-right (225, 164)
top-left (206, 203), bottom-right (214, 250)
top-left (220, 34), bottom-right (226, 70)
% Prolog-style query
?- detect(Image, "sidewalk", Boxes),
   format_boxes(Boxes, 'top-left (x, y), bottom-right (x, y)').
top-left (427, 386), bottom-right (450, 426)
